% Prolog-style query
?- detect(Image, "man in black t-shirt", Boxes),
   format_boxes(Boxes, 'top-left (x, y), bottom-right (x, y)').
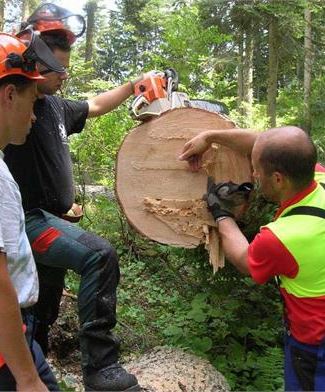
top-left (4, 4), bottom-right (148, 391)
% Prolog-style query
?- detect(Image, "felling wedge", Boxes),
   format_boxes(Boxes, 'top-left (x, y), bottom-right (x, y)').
top-left (115, 106), bottom-right (252, 273)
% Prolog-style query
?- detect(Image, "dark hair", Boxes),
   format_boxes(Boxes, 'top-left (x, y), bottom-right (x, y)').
top-left (0, 75), bottom-right (34, 92)
top-left (259, 136), bottom-right (317, 189)
top-left (41, 32), bottom-right (71, 52)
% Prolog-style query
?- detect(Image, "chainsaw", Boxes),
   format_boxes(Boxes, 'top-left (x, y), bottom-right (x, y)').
top-left (130, 68), bottom-right (190, 120)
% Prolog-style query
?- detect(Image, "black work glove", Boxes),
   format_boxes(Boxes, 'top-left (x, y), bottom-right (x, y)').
top-left (205, 177), bottom-right (253, 221)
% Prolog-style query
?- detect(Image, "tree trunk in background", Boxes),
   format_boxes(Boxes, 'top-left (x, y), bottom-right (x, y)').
top-left (267, 17), bottom-right (279, 127)
top-left (21, 0), bottom-right (28, 20)
top-left (303, 6), bottom-right (313, 134)
top-left (237, 30), bottom-right (244, 114)
top-left (85, 0), bottom-right (97, 62)
top-left (242, 26), bottom-right (254, 124)
top-left (21, 0), bottom-right (40, 21)
top-left (0, 0), bottom-right (4, 30)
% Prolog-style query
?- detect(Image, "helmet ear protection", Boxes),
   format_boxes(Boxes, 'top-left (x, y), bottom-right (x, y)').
top-left (6, 53), bottom-right (26, 69)
top-left (6, 52), bottom-right (37, 73)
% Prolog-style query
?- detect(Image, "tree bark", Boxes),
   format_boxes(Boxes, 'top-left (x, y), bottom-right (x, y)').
top-left (85, 0), bottom-right (97, 62)
top-left (21, 0), bottom-right (28, 21)
top-left (267, 17), bottom-right (280, 128)
top-left (242, 26), bottom-right (254, 123)
top-left (237, 29), bottom-right (244, 114)
top-left (303, 5), bottom-right (313, 134)
top-left (20, 0), bottom-right (40, 21)
top-left (0, 0), bottom-right (4, 30)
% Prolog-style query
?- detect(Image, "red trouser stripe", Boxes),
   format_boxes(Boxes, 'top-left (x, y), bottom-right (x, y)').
top-left (32, 227), bottom-right (62, 253)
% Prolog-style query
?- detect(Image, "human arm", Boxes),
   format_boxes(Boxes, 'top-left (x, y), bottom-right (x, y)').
top-left (213, 218), bottom-right (298, 279)
top-left (0, 253), bottom-right (48, 392)
top-left (179, 129), bottom-right (258, 171)
top-left (217, 218), bottom-right (250, 275)
top-left (87, 71), bottom-right (156, 118)
top-left (204, 179), bottom-right (251, 274)
top-left (87, 81), bottom-right (133, 118)
top-left (205, 179), bottom-right (298, 279)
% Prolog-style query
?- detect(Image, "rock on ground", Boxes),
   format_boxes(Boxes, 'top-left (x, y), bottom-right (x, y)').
top-left (125, 346), bottom-right (230, 392)
top-left (75, 185), bottom-right (114, 200)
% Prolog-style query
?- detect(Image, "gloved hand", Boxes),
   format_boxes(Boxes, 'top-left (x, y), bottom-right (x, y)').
top-left (205, 177), bottom-right (253, 221)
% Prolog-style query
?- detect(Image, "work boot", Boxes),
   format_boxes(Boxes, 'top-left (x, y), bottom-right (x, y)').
top-left (83, 363), bottom-right (140, 391)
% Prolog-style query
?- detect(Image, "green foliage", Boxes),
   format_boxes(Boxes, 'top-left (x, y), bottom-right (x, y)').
top-left (251, 346), bottom-right (284, 391)
top-left (157, 3), bottom-right (232, 93)
top-left (70, 104), bottom-right (135, 187)
top-left (65, 271), bottom-right (79, 295)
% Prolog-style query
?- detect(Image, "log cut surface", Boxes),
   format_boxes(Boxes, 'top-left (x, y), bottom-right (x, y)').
top-left (116, 108), bottom-right (252, 259)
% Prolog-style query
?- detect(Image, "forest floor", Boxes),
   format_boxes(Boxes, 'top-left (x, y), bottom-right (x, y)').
top-left (46, 291), bottom-right (146, 392)
top-left (47, 294), bottom-right (83, 391)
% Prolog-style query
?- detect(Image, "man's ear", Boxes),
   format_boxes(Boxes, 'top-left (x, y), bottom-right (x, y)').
top-left (272, 171), bottom-right (287, 188)
top-left (273, 171), bottom-right (282, 184)
top-left (3, 84), bottom-right (17, 106)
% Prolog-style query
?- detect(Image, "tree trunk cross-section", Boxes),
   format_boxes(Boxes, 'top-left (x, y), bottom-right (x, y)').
top-left (116, 108), bottom-right (252, 272)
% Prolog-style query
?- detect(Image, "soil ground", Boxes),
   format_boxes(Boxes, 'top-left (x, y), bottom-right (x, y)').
top-left (47, 294), bottom-right (83, 391)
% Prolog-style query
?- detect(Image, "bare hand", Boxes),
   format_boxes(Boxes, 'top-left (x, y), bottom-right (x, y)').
top-left (178, 133), bottom-right (211, 171)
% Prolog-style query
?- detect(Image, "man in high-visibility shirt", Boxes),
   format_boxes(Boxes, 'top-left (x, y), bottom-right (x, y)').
top-left (179, 126), bottom-right (325, 391)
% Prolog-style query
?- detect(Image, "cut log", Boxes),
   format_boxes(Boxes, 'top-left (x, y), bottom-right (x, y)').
top-left (115, 108), bottom-right (252, 271)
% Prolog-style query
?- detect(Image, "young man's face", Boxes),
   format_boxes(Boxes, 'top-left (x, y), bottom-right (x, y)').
top-left (7, 82), bottom-right (38, 145)
top-left (37, 48), bottom-right (70, 95)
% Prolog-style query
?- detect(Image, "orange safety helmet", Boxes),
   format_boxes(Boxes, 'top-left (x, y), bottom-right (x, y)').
top-left (23, 3), bottom-right (86, 45)
top-left (0, 30), bottom-right (65, 80)
top-left (0, 33), bottom-right (43, 80)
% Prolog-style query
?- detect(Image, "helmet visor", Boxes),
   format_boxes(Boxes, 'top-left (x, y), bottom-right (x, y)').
top-left (27, 3), bottom-right (86, 38)
top-left (17, 28), bottom-right (65, 73)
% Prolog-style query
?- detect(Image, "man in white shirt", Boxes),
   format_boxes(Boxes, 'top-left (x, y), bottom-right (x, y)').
top-left (0, 31), bottom-right (63, 391)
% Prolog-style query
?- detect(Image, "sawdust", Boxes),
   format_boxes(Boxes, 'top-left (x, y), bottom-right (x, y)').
top-left (143, 198), bottom-right (224, 272)
top-left (144, 198), bottom-right (213, 239)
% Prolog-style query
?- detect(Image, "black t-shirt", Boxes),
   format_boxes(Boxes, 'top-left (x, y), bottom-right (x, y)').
top-left (4, 95), bottom-right (89, 215)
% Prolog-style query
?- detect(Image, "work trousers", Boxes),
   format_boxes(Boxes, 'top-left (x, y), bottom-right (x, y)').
top-left (25, 209), bottom-right (121, 371)
top-left (0, 311), bottom-right (59, 391)
top-left (285, 333), bottom-right (325, 391)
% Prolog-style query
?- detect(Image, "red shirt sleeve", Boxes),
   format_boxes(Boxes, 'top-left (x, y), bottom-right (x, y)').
top-left (315, 163), bottom-right (325, 172)
top-left (248, 227), bottom-right (298, 284)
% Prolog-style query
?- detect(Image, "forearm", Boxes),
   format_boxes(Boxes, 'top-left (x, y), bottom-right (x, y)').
top-left (0, 257), bottom-right (39, 386)
top-left (87, 82), bottom-right (133, 118)
top-left (217, 218), bottom-right (250, 274)
top-left (205, 129), bottom-right (258, 155)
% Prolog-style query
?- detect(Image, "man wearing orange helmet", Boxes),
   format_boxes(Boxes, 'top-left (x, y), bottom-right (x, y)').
top-left (0, 31), bottom-right (62, 391)
top-left (4, 3), bottom-right (149, 391)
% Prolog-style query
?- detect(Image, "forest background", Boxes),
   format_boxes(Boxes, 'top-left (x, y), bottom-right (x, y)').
top-left (1, 0), bottom-right (325, 390)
